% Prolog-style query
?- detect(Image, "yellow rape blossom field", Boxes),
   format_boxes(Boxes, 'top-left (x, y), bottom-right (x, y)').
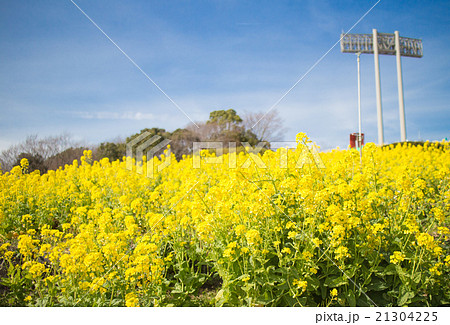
top-left (0, 134), bottom-right (449, 306)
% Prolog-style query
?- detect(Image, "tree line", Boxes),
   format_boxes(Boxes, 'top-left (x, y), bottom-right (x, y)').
top-left (0, 109), bottom-right (285, 174)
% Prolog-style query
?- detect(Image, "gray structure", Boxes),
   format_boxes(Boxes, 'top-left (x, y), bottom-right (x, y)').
top-left (341, 29), bottom-right (423, 145)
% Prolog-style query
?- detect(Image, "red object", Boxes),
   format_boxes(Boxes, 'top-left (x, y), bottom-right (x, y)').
top-left (350, 133), bottom-right (365, 148)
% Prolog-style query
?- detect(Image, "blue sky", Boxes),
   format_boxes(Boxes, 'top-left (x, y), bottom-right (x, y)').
top-left (1, 0), bottom-right (449, 151)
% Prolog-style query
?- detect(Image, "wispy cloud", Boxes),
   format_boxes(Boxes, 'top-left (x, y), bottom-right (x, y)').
top-left (74, 111), bottom-right (155, 120)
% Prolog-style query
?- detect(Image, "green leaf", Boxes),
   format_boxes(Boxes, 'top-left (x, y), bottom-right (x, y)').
top-left (383, 264), bottom-right (397, 275)
top-left (275, 279), bottom-right (289, 291)
top-left (371, 266), bottom-right (385, 276)
top-left (324, 275), bottom-right (348, 287)
top-left (398, 290), bottom-right (415, 306)
top-left (411, 272), bottom-right (421, 284)
top-left (356, 293), bottom-right (375, 307)
top-left (347, 291), bottom-right (356, 307)
top-left (306, 276), bottom-right (320, 290)
top-left (367, 278), bottom-right (389, 291)
top-left (215, 289), bottom-right (228, 307)
top-left (395, 265), bottom-right (409, 284)
top-left (346, 265), bottom-right (360, 278)
top-left (256, 291), bottom-right (274, 306)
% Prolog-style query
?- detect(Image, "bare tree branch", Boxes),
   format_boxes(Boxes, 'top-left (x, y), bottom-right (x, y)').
top-left (242, 110), bottom-right (286, 142)
top-left (0, 133), bottom-right (80, 172)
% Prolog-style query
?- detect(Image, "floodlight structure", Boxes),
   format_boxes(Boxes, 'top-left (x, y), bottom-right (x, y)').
top-left (341, 29), bottom-right (423, 145)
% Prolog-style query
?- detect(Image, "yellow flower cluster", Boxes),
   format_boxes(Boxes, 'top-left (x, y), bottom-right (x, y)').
top-left (125, 292), bottom-right (139, 307)
top-left (390, 251), bottom-right (406, 264)
top-left (0, 137), bottom-right (449, 306)
top-left (293, 279), bottom-right (308, 292)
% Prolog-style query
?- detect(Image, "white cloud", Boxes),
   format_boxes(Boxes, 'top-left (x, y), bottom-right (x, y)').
top-left (75, 111), bottom-right (155, 121)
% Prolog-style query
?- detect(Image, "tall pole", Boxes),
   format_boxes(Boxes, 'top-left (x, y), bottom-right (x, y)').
top-left (357, 52), bottom-right (362, 162)
top-left (373, 29), bottom-right (384, 146)
top-left (395, 31), bottom-right (407, 142)
top-left (357, 53), bottom-right (362, 142)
